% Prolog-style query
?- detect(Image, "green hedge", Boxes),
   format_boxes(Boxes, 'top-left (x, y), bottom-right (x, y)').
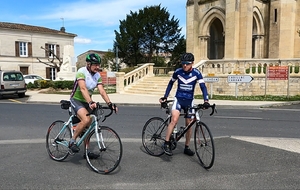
top-left (26, 80), bottom-right (74, 90)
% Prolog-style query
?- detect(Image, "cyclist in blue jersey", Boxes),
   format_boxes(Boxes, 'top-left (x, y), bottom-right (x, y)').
top-left (69, 53), bottom-right (117, 155)
top-left (159, 53), bottom-right (210, 156)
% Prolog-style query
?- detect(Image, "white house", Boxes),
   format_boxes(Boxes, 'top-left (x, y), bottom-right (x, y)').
top-left (0, 22), bottom-right (77, 80)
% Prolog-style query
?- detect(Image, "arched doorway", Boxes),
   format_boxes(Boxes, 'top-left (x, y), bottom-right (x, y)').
top-left (208, 18), bottom-right (224, 59)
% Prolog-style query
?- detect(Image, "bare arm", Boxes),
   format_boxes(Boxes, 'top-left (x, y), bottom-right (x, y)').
top-left (97, 84), bottom-right (111, 104)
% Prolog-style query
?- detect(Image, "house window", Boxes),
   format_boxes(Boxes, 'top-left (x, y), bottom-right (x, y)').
top-left (15, 41), bottom-right (32, 57)
top-left (45, 43), bottom-right (60, 58)
top-left (47, 44), bottom-right (56, 58)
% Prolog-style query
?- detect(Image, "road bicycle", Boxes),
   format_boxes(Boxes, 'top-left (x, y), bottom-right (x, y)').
top-left (142, 100), bottom-right (216, 169)
top-left (46, 100), bottom-right (122, 174)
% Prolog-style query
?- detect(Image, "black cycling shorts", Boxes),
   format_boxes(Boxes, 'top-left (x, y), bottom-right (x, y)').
top-left (70, 98), bottom-right (93, 114)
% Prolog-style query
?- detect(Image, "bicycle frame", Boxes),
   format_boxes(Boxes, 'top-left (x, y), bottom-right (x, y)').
top-left (160, 101), bottom-right (215, 144)
top-left (53, 107), bottom-right (108, 151)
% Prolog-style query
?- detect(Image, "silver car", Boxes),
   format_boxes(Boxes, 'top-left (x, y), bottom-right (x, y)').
top-left (0, 70), bottom-right (26, 98)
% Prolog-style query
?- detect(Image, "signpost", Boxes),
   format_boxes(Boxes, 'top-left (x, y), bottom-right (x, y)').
top-left (266, 66), bottom-right (290, 97)
top-left (227, 75), bottom-right (254, 83)
top-left (227, 75), bottom-right (254, 98)
top-left (204, 76), bottom-right (219, 99)
top-left (267, 66), bottom-right (288, 80)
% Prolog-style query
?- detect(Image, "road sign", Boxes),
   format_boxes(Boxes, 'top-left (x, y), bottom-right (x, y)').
top-left (207, 73), bottom-right (215, 77)
top-left (227, 75), bottom-right (253, 83)
top-left (204, 77), bottom-right (219, 83)
top-left (267, 66), bottom-right (288, 80)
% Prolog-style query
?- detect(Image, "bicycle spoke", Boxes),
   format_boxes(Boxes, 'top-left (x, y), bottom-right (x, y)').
top-left (85, 126), bottom-right (122, 174)
top-left (46, 120), bottom-right (71, 161)
top-left (194, 122), bottom-right (215, 169)
top-left (142, 117), bottom-right (166, 156)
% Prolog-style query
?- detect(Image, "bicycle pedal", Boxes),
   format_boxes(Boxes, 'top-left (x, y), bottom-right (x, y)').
top-left (68, 149), bottom-right (75, 155)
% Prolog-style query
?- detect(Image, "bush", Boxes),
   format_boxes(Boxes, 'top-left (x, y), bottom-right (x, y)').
top-left (27, 80), bottom-right (74, 90)
top-left (52, 80), bottom-right (74, 90)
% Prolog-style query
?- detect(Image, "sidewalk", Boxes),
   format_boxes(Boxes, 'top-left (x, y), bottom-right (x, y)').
top-left (25, 90), bottom-right (297, 108)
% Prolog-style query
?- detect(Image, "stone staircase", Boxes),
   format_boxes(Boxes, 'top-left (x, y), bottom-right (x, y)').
top-left (123, 75), bottom-right (177, 96)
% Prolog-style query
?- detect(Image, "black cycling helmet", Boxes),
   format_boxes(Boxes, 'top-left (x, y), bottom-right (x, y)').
top-left (86, 53), bottom-right (101, 64)
top-left (181, 53), bottom-right (194, 62)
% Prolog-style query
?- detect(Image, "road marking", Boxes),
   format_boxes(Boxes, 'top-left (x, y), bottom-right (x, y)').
top-left (214, 116), bottom-right (263, 120)
top-left (231, 136), bottom-right (300, 154)
top-left (8, 99), bottom-right (22, 103)
top-left (2, 137), bottom-right (300, 154)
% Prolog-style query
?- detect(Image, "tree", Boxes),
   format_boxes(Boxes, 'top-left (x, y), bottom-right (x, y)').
top-left (37, 46), bottom-right (62, 71)
top-left (114, 4), bottom-right (183, 67)
top-left (168, 37), bottom-right (186, 69)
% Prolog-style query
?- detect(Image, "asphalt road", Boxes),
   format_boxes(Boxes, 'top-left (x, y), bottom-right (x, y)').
top-left (0, 103), bottom-right (299, 189)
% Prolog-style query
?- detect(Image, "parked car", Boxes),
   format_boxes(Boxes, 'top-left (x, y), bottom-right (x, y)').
top-left (24, 74), bottom-right (50, 84)
top-left (0, 70), bottom-right (26, 98)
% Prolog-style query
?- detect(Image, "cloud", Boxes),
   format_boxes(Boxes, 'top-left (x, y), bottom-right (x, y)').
top-left (74, 37), bottom-right (92, 44)
top-left (38, 0), bottom-right (184, 27)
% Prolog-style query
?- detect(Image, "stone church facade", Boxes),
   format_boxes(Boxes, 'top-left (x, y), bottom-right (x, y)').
top-left (186, 0), bottom-right (300, 61)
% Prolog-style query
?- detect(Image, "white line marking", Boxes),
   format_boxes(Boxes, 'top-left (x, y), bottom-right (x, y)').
top-left (214, 116), bottom-right (263, 120)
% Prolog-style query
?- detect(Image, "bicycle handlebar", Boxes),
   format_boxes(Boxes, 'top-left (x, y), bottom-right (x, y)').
top-left (160, 100), bottom-right (217, 116)
top-left (88, 102), bottom-right (116, 122)
top-left (191, 103), bottom-right (217, 116)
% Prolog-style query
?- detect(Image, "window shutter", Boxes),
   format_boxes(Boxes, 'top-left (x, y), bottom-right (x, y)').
top-left (45, 43), bottom-right (48, 57)
top-left (15, 41), bottom-right (20, 57)
top-left (56, 45), bottom-right (60, 58)
top-left (28, 42), bottom-right (32, 57)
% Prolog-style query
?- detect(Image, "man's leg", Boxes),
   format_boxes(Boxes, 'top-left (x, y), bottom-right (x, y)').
top-left (163, 110), bottom-right (180, 156)
top-left (184, 118), bottom-right (195, 156)
top-left (69, 108), bottom-right (91, 153)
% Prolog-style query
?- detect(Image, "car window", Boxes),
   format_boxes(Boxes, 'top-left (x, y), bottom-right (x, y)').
top-left (36, 76), bottom-right (43, 80)
top-left (16, 73), bottom-right (24, 81)
top-left (3, 73), bottom-right (24, 81)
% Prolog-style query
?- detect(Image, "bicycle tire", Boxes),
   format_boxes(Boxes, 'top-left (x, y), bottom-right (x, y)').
top-left (46, 120), bottom-right (71, 161)
top-left (142, 117), bottom-right (166, 156)
top-left (194, 121), bottom-right (215, 169)
top-left (85, 126), bottom-right (123, 174)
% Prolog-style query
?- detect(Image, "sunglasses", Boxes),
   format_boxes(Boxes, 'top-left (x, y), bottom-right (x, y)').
top-left (181, 61), bottom-right (192, 65)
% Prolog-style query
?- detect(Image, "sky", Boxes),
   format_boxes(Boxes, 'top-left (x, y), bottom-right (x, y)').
top-left (0, 0), bottom-right (187, 57)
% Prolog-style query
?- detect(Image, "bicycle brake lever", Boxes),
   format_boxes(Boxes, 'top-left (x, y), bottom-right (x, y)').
top-left (209, 104), bottom-right (216, 116)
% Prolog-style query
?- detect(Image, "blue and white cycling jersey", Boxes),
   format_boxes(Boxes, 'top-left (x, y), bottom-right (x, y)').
top-left (164, 68), bottom-right (209, 101)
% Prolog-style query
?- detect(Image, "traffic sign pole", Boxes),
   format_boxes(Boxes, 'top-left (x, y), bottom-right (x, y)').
top-left (227, 75), bottom-right (253, 98)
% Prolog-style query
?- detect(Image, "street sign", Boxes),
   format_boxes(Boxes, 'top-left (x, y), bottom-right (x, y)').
top-left (267, 66), bottom-right (288, 80)
top-left (227, 75), bottom-right (254, 83)
top-left (233, 70), bottom-right (241, 74)
top-left (207, 73), bottom-right (215, 77)
top-left (204, 77), bottom-right (219, 83)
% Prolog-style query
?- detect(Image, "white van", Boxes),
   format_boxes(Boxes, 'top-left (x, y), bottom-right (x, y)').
top-left (0, 70), bottom-right (27, 98)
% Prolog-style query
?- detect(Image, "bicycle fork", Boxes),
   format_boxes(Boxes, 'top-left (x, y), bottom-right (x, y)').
top-left (95, 126), bottom-right (106, 151)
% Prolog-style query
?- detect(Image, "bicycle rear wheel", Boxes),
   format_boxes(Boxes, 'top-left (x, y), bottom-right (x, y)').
top-left (46, 120), bottom-right (71, 161)
top-left (194, 121), bottom-right (215, 169)
top-left (142, 117), bottom-right (166, 156)
top-left (85, 126), bottom-right (122, 174)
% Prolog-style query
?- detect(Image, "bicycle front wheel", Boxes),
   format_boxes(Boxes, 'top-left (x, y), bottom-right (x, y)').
top-left (142, 117), bottom-right (166, 156)
top-left (85, 126), bottom-right (122, 174)
top-left (46, 120), bottom-right (71, 161)
top-left (194, 121), bottom-right (215, 169)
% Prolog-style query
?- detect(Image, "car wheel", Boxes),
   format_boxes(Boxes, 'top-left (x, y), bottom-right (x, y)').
top-left (18, 93), bottom-right (25, 98)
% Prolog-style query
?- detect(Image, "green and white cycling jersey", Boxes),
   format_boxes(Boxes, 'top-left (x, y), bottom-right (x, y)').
top-left (70, 67), bottom-right (102, 102)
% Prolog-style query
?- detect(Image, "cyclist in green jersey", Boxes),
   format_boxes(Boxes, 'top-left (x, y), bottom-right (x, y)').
top-left (69, 53), bottom-right (118, 154)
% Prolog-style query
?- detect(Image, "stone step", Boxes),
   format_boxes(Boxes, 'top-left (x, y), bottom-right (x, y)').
top-left (123, 76), bottom-right (176, 96)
